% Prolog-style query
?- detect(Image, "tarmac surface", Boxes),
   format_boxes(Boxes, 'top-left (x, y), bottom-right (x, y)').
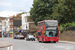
top-left (0, 38), bottom-right (75, 50)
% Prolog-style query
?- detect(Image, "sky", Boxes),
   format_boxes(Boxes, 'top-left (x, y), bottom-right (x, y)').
top-left (0, 0), bottom-right (33, 17)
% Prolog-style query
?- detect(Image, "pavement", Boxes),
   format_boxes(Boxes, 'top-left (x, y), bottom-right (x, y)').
top-left (36, 38), bottom-right (75, 44)
top-left (59, 40), bottom-right (75, 45)
top-left (0, 41), bottom-right (13, 48)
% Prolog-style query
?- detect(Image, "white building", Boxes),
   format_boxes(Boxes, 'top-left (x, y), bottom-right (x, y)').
top-left (6, 18), bottom-right (10, 33)
top-left (22, 12), bottom-right (30, 30)
top-left (21, 12), bottom-right (36, 33)
top-left (1, 20), bottom-right (6, 32)
top-left (1, 17), bottom-right (10, 33)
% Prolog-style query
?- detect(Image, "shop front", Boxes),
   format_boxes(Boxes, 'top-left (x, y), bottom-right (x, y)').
top-left (9, 31), bottom-right (13, 38)
top-left (0, 32), bottom-right (2, 37)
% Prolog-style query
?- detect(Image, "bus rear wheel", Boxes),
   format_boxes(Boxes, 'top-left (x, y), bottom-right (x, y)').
top-left (42, 38), bottom-right (44, 43)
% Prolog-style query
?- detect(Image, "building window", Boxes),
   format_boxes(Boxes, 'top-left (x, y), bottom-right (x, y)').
top-left (10, 22), bottom-right (13, 25)
top-left (9, 28), bottom-right (13, 30)
top-left (38, 32), bottom-right (42, 36)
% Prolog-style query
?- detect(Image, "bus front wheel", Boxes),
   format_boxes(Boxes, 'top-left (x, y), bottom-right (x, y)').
top-left (54, 41), bottom-right (56, 43)
top-left (38, 38), bottom-right (41, 42)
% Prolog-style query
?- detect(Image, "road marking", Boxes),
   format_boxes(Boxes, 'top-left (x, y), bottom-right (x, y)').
top-left (40, 46), bottom-right (44, 48)
top-left (36, 44), bottom-right (40, 46)
top-left (45, 48), bottom-right (48, 50)
top-left (7, 47), bottom-right (10, 50)
top-left (11, 46), bottom-right (13, 50)
top-left (54, 45), bottom-right (74, 50)
top-left (7, 46), bottom-right (13, 50)
top-left (28, 41), bottom-right (49, 50)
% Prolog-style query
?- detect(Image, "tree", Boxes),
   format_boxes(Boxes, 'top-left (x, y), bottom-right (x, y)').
top-left (30, 0), bottom-right (75, 25)
top-left (54, 0), bottom-right (75, 24)
top-left (19, 12), bottom-right (25, 15)
top-left (30, 0), bottom-right (58, 25)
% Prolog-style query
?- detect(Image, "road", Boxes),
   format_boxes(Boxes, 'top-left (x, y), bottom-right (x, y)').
top-left (0, 38), bottom-right (75, 50)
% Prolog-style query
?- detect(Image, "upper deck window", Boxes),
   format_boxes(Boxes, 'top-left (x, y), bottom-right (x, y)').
top-left (46, 21), bottom-right (57, 26)
top-left (38, 22), bottom-right (45, 26)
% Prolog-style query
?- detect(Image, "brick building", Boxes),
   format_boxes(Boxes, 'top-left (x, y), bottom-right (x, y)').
top-left (9, 14), bottom-right (21, 37)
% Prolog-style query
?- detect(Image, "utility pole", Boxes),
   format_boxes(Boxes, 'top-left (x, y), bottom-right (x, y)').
top-left (20, 10), bottom-right (28, 35)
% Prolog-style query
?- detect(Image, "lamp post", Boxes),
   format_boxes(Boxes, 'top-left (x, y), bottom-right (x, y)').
top-left (20, 10), bottom-right (28, 35)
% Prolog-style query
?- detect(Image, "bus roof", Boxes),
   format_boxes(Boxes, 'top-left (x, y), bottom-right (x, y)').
top-left (37, 20), bottom-right (58, 23)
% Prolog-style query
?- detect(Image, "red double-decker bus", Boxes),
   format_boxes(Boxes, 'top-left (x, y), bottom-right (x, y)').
top-left (37, 20), bottom-right (59, 43)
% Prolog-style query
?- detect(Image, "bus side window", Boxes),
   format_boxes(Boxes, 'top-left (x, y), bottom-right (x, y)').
top-left (38, 32), bottom-right (42, 36)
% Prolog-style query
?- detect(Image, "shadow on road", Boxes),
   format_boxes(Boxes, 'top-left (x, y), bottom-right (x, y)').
top-left (38, 41), bottom-right (58, 44)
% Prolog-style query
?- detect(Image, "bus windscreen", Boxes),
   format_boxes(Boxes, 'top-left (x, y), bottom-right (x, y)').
top-left (46, 31), bottom-right (58, 37)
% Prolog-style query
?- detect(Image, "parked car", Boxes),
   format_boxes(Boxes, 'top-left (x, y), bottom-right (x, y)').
top-left (18, 35), bottom-right (24, 39)
top-left (14, 35), bottom-right (17, 39)
top-left (14, 34), bottom-right (24, 39)
top-left (26, 35), bottom-right (35, 41)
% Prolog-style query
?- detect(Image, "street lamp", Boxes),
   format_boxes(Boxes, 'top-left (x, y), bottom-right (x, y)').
top-left (20, 10), bottom-right (28, 34)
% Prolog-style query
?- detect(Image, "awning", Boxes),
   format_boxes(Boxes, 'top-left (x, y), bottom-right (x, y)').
top-left (9, 31), bottom-right (13, 33)
top-left (18, 30), bottom-right (21, 33)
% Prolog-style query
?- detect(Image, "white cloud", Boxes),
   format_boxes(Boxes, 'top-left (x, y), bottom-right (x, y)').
top-left (0, 1), bottom-right (12, 6)
top-left (0, 11), bottom-right (20, 17)
top-left (0, 0), bottom-right (33, 17)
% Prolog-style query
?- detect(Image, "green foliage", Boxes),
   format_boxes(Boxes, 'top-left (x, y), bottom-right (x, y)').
top-left (30, 0), bottom-right (58, 25)
top-left (59, 22), bottom-right (75, 32)
top-left (59, 25), bottom-right (64, 33)
top-left (30, 0), bottom-right (75, 25)
top-left (19, 12), bottom-right (25, 15)
top-left (62, 22), bottom-right (75, 27)
top-left (54, 0), bottom-right (75, 24)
